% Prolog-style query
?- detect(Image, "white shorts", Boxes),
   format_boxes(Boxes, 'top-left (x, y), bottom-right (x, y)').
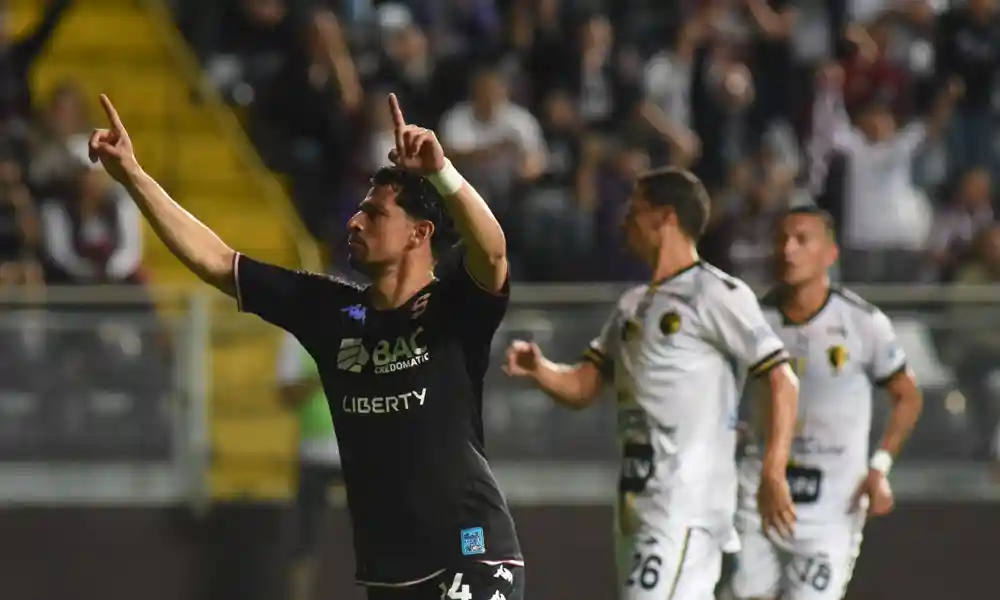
top-left (617, 525), bottom-right (724, 600)
top-left (730, 514), bottom-right (863, 600)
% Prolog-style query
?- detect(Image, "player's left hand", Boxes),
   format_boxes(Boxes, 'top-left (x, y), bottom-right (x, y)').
top-left (386, 93), bottom-right (446, 175)
top-left (851, 468), bottom-right (894, 519)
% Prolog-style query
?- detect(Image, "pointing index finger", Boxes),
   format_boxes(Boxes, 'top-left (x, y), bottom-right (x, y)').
top-left (100, 94), bottom-right (125, 131)
top-left (388, 93), bottom-right (406, 130)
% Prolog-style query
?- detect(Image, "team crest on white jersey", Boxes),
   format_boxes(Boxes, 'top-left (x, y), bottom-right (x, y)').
top-left (827, 344), bottom-right (848, 373)
top-left (659, 311), bottom-right (681, 335)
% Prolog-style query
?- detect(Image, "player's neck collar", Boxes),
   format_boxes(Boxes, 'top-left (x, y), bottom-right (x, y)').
top-left (771, 285), bottom-right (833, 327)
top-left (650, 260), bottom-right (701, 288)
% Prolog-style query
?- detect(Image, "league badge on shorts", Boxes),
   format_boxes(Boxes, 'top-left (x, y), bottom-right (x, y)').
top-left (827, 344), bottom-right (848, 374)
top-left (659, 311), bottom-right (681, 336)
top-left (460, 527), bottom-right (486, 556)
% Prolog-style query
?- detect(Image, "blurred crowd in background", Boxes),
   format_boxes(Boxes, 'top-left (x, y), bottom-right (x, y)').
top-left (167, 0), bottom-right (1000, 285)
top-left (5, 0), bottom-right (1000, 288)
top-left (1, 0), bottom-right (144, 292)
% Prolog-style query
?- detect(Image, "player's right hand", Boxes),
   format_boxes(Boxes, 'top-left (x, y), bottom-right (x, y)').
top-left (757, 471), bottom-right (796, 540)
top-left (503, 340), bottom-right (542, 378)
top-left (88, 94), bottom-right (139, 184)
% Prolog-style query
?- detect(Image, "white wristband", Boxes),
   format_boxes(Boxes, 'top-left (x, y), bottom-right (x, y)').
top-left (426, 160), bottom-right (465, 196)
top-left (869, 450), bottom-right (893, 476)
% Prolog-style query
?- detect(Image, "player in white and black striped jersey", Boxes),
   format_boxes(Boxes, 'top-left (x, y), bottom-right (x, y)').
top-left (731, 206), bottom-right (923, 600)
top-left (505, 168), bottom-right (800, 600)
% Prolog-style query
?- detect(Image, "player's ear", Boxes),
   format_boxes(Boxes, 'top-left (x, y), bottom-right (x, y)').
top-left (826, 238), bottom-right (840, 267)
top-left (412, 220), bottom-right (434, 246)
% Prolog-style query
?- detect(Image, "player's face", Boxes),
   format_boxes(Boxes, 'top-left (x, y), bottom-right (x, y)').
top-left (622, 188), bottom-right (664, 262)
top-left (346, 185), bottom-right (424, 274)
top-left (774, 213), bottom-right (838, 286)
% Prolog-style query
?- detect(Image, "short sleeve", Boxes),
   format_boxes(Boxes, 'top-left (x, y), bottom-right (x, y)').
top-left (235, 253), bottom-right (338, 334)
top-left (436, 251), bottom-right (509, 338)
top-left (582, 308), bottom-right (618, 379)
top-left (700, 282), bottom-right (789, 378)
top-left (868, 309), bottom-right (908, 386)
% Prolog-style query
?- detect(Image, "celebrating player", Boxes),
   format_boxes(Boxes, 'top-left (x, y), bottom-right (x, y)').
top-left (730, 206), bottom-right (923, 600)
top-left (88, 94), bottom-right (524, 600)
top-left (504, 168), bottom-right (799, 600)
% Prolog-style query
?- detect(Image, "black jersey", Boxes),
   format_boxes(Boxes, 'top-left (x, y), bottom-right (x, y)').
top-left (234, 253), bottom-right (521, 584)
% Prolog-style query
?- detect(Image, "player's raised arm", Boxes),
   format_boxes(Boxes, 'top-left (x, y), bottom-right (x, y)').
top-left (503, 340), bottom-right (605, 409)
top-left (88, 94), bottom-right (236, 295)
top-left (386, 94), bottom-right (507, 292)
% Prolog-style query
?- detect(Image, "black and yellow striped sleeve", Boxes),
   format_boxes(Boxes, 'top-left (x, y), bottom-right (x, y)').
top-left (582, 345), bottom-right (613, 379)
top-left (748, 348), bottom-right (790, 378)
top-left (874, 363), bottom-right (908, 387)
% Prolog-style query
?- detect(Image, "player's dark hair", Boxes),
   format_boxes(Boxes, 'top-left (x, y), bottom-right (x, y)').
top-left (371, 166), bottom-right (460, 258)
top-left (781, 205), bottom-right (837, 238)
top-left (636, 167), bottom-right (711, 240)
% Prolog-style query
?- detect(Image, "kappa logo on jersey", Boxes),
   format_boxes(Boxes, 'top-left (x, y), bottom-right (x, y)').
top-left (342, 304), bottom-right (367, 323)
top-left (490, 592), bottom-right (506, 600)
top-left (493, 565), bottom-right (514, 584)
top-left (460, 527), bottom-right (486, 556)
top-left (335, 327), bottom-right (430, 374)
top-left (827, 344), bottom-right (848, 373)
top-left (659, 311), bottom-right (681, 335)
top-left (337, 338), bottom-right (370, 373)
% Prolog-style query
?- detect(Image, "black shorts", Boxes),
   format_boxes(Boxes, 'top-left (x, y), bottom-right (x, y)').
top-left (366, 562), bottom-right (525, 600)
top-left (292, 461), bottom-right (343, 558)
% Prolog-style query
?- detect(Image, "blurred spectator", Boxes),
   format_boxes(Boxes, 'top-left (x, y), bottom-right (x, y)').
top-left (370, 9), bottom-right (466, 128)
top-left (713, 144), bottom-right (796, 287)
top-left (936, 0), bottom-right (1000, 176)
top-left (249, 9), bottom-right (362, 241)
top-left (564, 14), bottom-right (639, 133)
top-left (744, 0), bottom-right (797, 141)
top-left (640, 19), bottom-right (701, 168)
top-left (0, 0), bottom-right (72, 126)
top-left (0, 155), bottom-right (41, 287)
top-left (439, 66), bottom-right (546, 219)
top-left (689, 28), bottom-right (757, 187)
top-left (928, 167), bottom-right (995, 282)
top-left (842, 15), bottom-right (912, 119)
top-left (809, 64), bottom-right (959, 283)
top-left (515, 92), bottom-right (594, 280)
top-left (362, 90), bottom-right (396, 175)
top-left (199, 0), bottom-right (300, 106)
top-left (594, 140), bottom-right (650, 281)
top-left (39, 141), bottom-right (142, 286)
top-left (28, 82), bottom-right (93, 199)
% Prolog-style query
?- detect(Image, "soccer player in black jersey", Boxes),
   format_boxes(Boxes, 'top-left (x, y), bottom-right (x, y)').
top-left (88, 93), bottom-right (524, 599)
